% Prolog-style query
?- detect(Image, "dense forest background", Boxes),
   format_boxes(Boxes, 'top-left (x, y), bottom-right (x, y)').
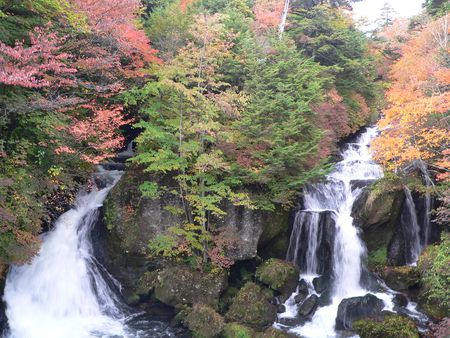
top-left (0, 0), bottom-right (448, 273)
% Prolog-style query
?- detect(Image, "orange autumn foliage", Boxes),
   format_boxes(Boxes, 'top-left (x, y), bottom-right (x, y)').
top-left (253, 0), bottom-right (284, 32)
top-left (372, 14), bottom-right (450, 181)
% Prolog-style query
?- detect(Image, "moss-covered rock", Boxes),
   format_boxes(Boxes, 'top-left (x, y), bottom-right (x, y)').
top-left (380, 266), bottom-right (420, 291)
top-left (353, 314), bottom-right (419, 338)
top-left (185, 304), bottom-right (225, 338)
top-left (352, 177), bottom-right (403, 270)
top-left (255, 259), bottom-right (299, 299)
top-left (258, 327), bottom-right (296, 337)
top-left (222, 323), bottom-right (254, 338)
top-left (154, 264), bottom-right (228, 308)
top-left (226, 282), bottom-right (277, 329)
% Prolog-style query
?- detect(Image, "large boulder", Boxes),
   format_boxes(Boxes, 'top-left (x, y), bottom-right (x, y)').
top-left (352, 183), bottom-right (404, 269)
top-left (101, 167), bottom-right (290, 300)
top-left (154, 264), bottom-right (228, 308)
top-left (226, 282), bottom-right (277, 329)
top-left (298, 294), bottom-right (319, 318)
top-left (335, 294), bottom-right (385, 330)
top-left (380, 266), bottom-right (420, 291)
top-left (255, 259), bottom-right (299, 300)
top-left (185, 304), bottom-right (225, 338)
top-left (353, 314), bottom-right (419, 338)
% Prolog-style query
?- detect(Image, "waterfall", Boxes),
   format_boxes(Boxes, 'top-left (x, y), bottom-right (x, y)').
top-left (3, 168), bottom-right (174, 338)
top-left (279, 0), bottom-right (290, 37)
top-left (280, 128), bottom-right (388, 337)
top-left (399, 160), bottom-right (433, 265)
top-left (402, 186), bottom-right (422, 264)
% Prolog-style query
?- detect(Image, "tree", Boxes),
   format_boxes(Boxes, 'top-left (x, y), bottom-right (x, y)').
top-left (231, 36), bottom-right (329, 208)
top-left (372, 14), bottom-right (450, 183)
top-left (377, 2), bottom-right (396, 27)
top-left (0, 26), bottom-right (76, 89)
top-left (129, 14), bottom-right (251, 266)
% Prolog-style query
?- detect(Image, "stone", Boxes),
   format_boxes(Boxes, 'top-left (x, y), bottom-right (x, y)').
top-left (226, 282), bottom-right (277, 329)
top-left (294, 293), bottom-right (307, 304)
top-left (312, 275), bottom-right (329, 293)
top-left (154, 264), bottom-right (228, 308)
top-left (185, 304), bottom-right (224, 338)
top-left (298, 279), bottom-right (309, 294)
top-left (256, 259), bottom-right (299, 299)
top-left (353, 313), bottom-right (419, 338)
top-left (335, 294), bottom-right (385, 330)
top-left (392, 294), bottom-right (408, 307)
top-left (298, 295), bottom-right (319, 317)
top-left (380, 266), bottom-right (420, 291)
top-left (222, 323), bottom-right (255, 338)
top-left (277, 304), bottom-right (286, 313)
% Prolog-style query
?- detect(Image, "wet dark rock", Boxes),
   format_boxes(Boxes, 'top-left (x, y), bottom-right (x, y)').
top-left (298, 295), bottom-right (319, 317)
top-left (393, 294), bottom-right (409, 307)
top-left (335, 294), bottom-right (385, 330)
top-left (298, 279), bottom-right (309, 294)
top-left (294, 293), bottom-right (307, 304)
top-left (312, 275), bottom-right (329, 293)
top-left (277, 316), bottom-right (304, 327)
top-left (318, 288), bottom-right (333, 307)
top-left (277, 304), bottom-right (286, 313)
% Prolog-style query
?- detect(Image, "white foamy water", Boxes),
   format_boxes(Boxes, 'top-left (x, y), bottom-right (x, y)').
top-left (282, 127), bottom-right (394, 337)
top-left (3, 169), bottom-right (174, 338)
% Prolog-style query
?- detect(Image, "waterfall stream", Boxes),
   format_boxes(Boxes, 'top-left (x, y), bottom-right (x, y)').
top-left (3, 169), bottom-right (174, 338)
top-left (278, 128), bottom-right (394, 337)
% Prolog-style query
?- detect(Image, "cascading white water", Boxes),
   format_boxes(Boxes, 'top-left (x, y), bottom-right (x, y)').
top-left (280, 127), bottom-right (391, 337)
top-left (402, 186), bottom-right (422, 265)
top-left (3, 169), bottom-right (174, 338)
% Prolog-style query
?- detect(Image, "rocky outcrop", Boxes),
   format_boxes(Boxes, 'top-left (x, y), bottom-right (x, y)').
top-left (153, 264), bottom-right (228, 308)
top-left (335, 294), bottom-right (385, 330)
top-left (185, 304), bottom-right (225, 338)
top-left (225, 282), bottom-right (277, 329)
top-left (353, 313), bottom-right (419, 338)
top-left (352, 183), bottom-right (404, 268)
top-left (380, 266), bottom-right (420, 291)
top-left (101, 167), bottom-right (291, 301)
top-left (255, 259), bottom-right (299, 301)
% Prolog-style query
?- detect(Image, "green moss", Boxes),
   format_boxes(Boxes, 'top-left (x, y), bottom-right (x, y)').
top-left (353, 314), bottom-right (419, 338)
top-left (226, 282), bottom-right (277, 329)
top-left (417, 233), bottom-right (450, 318)
top-left (255, 259), bottom-right (299, 292)
top-left (367, 247), bottom-right (387, 270)
top-left (185, 304), bottom-right (225, 338)
top-left (222, 323), bottom-right (254, 338)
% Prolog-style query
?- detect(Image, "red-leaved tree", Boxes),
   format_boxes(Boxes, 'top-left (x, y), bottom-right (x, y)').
top-left (0, 26), bottom-right (77, 88)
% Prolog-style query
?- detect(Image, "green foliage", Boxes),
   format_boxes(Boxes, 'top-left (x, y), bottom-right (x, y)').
top-left (144, 1), bottom-right (192, 61)
top-left (222, 322), bottom-right (253, 338)
top-left (288, 5), bottom-right (380, 129)
top-left (424, 0), bottom-right (450, 17)
top-left (367, 247), bottom-right (387, 269)
top-left (418, 232), bottom-right (450, 310)
top-left (353, 314), bottom-right (419, 338)
top-left (233, 35), bottom-right (330, 207)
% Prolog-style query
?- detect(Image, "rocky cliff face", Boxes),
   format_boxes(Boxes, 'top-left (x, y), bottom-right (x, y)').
top-left (100, 166), bottom-right (290, 304)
